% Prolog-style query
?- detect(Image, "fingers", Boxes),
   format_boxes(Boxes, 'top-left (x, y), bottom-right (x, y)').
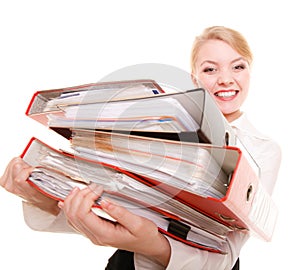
top-left (60, 184), bottom-right (109, 243)
top-left (61, 184), bottom-right (132, 233)
top-left (65, 183), bottom-right (154, 237)
top-left (61, 183), bottom-right (103, 225)
top-left (0, 157), bottom-right (33, 193)
top-left (100, 197), bottom-right (153, 236)
top-left (59, 183), bottom-right (160, 251)
top-left (63, 184), bottom-right (102, 217)
top-left (10, 157), bottom-right (32, 173)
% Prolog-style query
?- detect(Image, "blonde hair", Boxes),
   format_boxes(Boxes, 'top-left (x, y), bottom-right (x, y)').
top-left (191, 26), bottom-right (253, 75)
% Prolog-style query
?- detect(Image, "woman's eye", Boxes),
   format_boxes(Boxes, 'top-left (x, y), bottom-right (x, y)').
top-left (233, 64), bottom-right (246, 70)
top-left (203, 67), bottom-right (216, 73)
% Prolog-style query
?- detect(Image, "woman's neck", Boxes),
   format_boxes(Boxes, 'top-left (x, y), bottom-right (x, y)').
top-left (224, 110), bottom-right (242, 123)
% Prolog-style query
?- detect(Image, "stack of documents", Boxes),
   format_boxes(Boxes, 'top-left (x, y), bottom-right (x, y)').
top-left (47, 97), bottom-right (200, 132)
top-left (70, 129), bottom-right (228, 199)
top-left (22, 79), bottom-right (278, 253)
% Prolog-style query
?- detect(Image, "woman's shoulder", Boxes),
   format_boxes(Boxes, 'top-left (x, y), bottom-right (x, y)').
top-left (232, 114), bottom-right (278, 141)
top-left (231, 113), bottom-right (282, 158)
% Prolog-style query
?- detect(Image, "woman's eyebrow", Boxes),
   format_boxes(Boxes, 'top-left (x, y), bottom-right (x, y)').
top-left (199, 57), bottom-right (246, 67)
top-left (199, 60), bottom-right (216, 67)
top-left (230, 57), bottom-right (246, 64)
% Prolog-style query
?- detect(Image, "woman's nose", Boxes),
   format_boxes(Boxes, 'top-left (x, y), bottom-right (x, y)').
top-left (217, 70), bottom-right (234, 86)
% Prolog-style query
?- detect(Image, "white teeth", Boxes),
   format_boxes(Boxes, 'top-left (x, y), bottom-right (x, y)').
top-left (216, 91), bottom-right (236, 97)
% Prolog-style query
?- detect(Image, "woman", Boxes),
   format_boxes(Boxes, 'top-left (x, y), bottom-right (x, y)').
top-left (0, 26), bottom-right (281, 269)
top-left (104, 26), bottom-right (282, 269)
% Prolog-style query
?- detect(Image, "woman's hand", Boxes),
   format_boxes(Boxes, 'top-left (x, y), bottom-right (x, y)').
top-left (0, 157), bottom-right (60, 215)
top-left (59, 183), bottom-right (171, 267)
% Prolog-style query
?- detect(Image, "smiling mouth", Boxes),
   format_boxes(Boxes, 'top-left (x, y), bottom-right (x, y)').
top-left (215, 90), bottom-right (238, 98)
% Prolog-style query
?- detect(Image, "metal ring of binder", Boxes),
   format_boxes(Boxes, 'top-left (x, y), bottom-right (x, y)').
top-left (217, 213), bottom-right (236, 223)
top-left (224, 131), bottom-right (230, 146)
top-left (246, 184), bottom-right (253, 202)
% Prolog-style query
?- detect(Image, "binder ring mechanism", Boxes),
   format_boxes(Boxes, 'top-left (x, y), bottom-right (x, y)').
top-left (224, 131), bottom-right (230, 146)
top-left (217, 184), bottom-right (254, 223)
top-left (216, 214), bottom-right (248, 231)
top-left (246, 184), bottom-right (253, 202)
top-left (217, 213), bottom-right (236, 223)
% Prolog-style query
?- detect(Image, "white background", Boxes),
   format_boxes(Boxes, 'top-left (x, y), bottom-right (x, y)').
top-left (0, 0), bottom-right (298, 269)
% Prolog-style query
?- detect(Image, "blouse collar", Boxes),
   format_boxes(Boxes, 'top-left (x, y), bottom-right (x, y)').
top-left (230, 113), bottom-right (270, 140)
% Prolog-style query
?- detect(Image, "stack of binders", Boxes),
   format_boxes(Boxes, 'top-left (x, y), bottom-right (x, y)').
top-left (22, 79), bottom-right (278, 254)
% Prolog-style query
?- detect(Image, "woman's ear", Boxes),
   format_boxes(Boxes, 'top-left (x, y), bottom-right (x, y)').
top-left (191, 73), bottom-right (201, 88)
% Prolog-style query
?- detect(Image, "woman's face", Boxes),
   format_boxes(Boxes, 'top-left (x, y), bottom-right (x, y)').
top-left (193, 39), bottom-right (250, 122)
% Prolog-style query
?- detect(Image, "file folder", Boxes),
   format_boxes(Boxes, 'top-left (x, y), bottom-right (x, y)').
top-left (69, 129), bottom-right (277, 241)
top-left (21, 137), bottom-right (231, 254)
top-left (25, 79), bottom-right (237, 146)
